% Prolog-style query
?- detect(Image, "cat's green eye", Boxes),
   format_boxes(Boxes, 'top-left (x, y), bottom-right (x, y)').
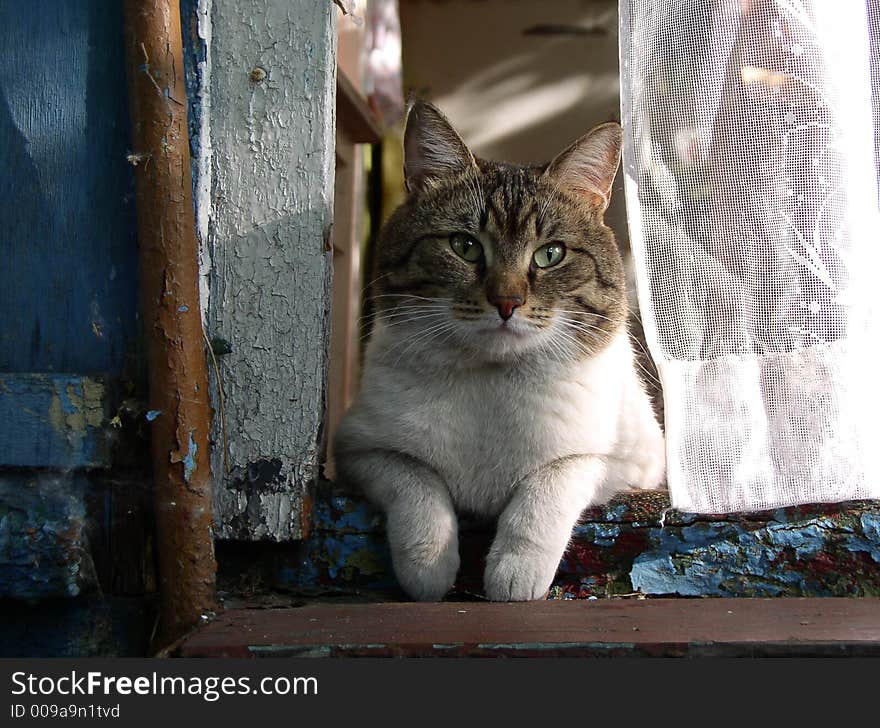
top-left (450, 233), bottom-right (483, 263)
top-left (533, 243), bottom-right (566, 269)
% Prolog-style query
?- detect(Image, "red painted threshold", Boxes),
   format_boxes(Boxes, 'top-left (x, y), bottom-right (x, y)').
top-left (179, 598), bottom-right (880, 657)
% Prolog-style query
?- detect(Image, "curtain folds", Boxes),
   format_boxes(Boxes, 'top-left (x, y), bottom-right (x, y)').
top-left (619, 0), bottom-right (880, 512)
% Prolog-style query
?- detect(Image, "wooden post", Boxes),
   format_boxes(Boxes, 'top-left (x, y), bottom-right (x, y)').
top-left (123, 0), bottom-right (216, 647)
top-left (208, 0), bottom-right (337, 542)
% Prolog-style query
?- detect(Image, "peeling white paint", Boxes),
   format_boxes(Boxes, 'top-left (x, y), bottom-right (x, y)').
top-left (207, 0), bottom-right (337, 540)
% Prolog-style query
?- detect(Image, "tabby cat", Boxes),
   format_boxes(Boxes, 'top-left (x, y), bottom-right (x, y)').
top-left (334, 101), bottom-right (665, 601)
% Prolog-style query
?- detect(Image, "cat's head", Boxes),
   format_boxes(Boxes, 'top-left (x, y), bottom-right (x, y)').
top-left (369, 100), bottom-right (627, 366)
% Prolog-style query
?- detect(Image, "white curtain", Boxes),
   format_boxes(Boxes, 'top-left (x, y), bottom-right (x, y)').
top-left (619, 0), bottom-right (880, 512)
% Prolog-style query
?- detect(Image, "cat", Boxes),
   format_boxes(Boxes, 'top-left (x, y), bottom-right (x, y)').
top-left (334, 101), bottom-right (665, 601)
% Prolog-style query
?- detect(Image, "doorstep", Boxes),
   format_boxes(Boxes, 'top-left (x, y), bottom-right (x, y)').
top-left (179, 598), bottom-right (880, 657)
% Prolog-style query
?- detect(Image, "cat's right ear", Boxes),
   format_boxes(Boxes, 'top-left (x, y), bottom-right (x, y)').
top-left (542, 122), bottom-right (622, 211)
top-left (403, 100), bottom-right (477, 194)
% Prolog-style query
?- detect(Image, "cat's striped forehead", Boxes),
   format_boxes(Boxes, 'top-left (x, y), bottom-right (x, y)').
top-left (476, 163), bottom-right (544, 254)
top-left (430, 160), bottom-right (578, 263)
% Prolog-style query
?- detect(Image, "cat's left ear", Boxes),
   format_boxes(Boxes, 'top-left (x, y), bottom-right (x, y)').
top-left (403, 100), bottom-right (478, 194)
top-left (542, 122), bottom-right (622, 211)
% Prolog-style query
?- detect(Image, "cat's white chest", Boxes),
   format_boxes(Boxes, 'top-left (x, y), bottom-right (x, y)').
top-left (354, 334), bottom-right (631, 516)
top-left (430, 372), bottom-right (615, 512)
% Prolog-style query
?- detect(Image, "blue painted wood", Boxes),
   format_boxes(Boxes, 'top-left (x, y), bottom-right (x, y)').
top-left (0, 2), bottom-right (139, 606)
top-left (0, 471), bottom-right (97, 600)
top-left (0, 1), bottom-right (138, 375)
top-left (0, 373), bottom-right (110, 468)
top-left (181, 0), bottom-right (207, 181)
top-left (262, 486), bottom-right (880, 599)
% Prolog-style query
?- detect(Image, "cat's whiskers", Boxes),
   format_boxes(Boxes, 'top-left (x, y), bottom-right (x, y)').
top-left (549, 324), bottom-right (590, 363)
top-left (542, 327), bottom-right (575, 367)
top-left (361, 306), bottom-right (449, 327)
top-left (361, 311), bottom-right (450, 343)
top-left (359, 270), bottom-right (396, 297)
top-left (552, 314), bottom-right (614, 359)
top-left (389, 319), bottom-right (459, 367)
top-left (553, 309), bottom-right (661, 386)
top-left (362, 304), bottom-right (450, 324)
top-left (369, 293), bottom-right (453, 304)
top-left (554, 317), bottom-right (661, 386)
top-left (385, 312), bottom-right (454, 341)
top-left (552, 315), bottom-right (606, 332)
top-left (432, 322), bottom-right (462, 355)
top-left (362, 304), bottom-right (447, 328)
top-left (552, 308), bottom-right (616, 322)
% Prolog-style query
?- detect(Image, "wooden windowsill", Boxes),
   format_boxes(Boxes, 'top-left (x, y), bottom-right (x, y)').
top-left (180, 598), bottom-right (880, 657)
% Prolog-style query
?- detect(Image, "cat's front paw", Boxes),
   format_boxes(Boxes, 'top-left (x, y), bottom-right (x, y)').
top-left (484, 550), bottom-right (556, 602)
top-left (390, 538), bottom-right (460, 602)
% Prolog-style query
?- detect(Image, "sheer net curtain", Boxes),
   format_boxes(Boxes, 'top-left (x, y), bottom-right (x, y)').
top-left (619, 0), bottom-right (880, 513)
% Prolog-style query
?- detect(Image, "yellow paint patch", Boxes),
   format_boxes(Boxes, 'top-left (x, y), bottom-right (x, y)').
top-left (47, 378), bottom-right (106, 451)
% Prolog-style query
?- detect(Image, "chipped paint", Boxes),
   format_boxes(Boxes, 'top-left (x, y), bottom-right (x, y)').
top-left (271, 487), bottom-right (396, 594)
top-left (183, 431), bottom-right (198, 482)
top-left (268, 486), bottom-right (880, 600)
top-left (206, 0), bottom-right (336, 541)
top-left (1, 374), bottom-right (109, 468)
top-left (0, 473), bottom-right (96, 599)
top-left (628, 509), bottom-right (880, 597)
top-left (48, 379), bottom-right (105, 436)
top-left (127, 0), bottom-right (218, 644)
top-left (248, 645), bottom-right (332, 657)
top-left (220, 459), bottom-right (304, 541)
top-left (168, 428), bottom-right (199, 483)
top-left (145, 409), bottom-right (162, 421)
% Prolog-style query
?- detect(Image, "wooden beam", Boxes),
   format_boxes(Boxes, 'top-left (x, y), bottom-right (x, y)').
top-left (208, 0), bottom-right (337, 542)
top-left (337, 68), bottom-right (383, 144)
top-left (180, 598), bottom-right (880, 657)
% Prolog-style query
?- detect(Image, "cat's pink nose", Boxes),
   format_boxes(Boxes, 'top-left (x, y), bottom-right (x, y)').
top-left (489, 295), bottom-right (523, 321)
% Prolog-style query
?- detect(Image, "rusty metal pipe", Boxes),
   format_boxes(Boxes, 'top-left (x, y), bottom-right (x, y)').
top-left (123, 0), bottom-right (216, 647)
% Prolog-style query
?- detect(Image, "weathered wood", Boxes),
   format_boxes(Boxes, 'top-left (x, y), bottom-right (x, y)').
top-left (124, 0), bottom-right (217, 645)
top-left (324, 15), bottom-right (378, 480)
top-left (0, 374), bottom-right (109, 468)
top-left (240, 485), bottom-right (880, 600)
top-left (0, 1), bottom-right (139, 376)
top-left (1, 468), bottom-right (159, 602)
top-left (337, 69), bottom-right (382, 144)
top-left (0, 3), bottom-right (153, 625)
top-left (0, 473), bottom-right (97, 600)
top-left (325, 119), bottom-right (369, 478)
top-left (85, 470), bottom-right (157, 597)
top-left (180, 598), bottom-right (880, 657)
top-left (207, 0), bottom-right (337, 541)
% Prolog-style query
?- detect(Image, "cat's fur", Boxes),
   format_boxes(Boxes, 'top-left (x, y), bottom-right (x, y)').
top-left (334, 101), bottom-right (665, 601)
